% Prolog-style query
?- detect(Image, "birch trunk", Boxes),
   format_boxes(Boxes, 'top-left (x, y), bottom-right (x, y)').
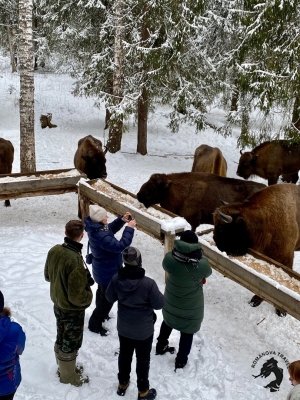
top-left (19, 0), bottom-right (36, 172)
top-left (6, 23), bottom-right (17, 73)
top-left (106, 0), bottom-right (124, 153)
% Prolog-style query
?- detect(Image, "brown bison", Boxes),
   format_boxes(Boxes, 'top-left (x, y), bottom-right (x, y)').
top-left (213, 184), bottom-right (300, 314)
top-left (136, 172), bottom-right (265, 230)
top-left (237, 140), bottom-right (300, 185)
top-left (0, 138), bottom-right (14, 207)
top-left (74, 135), bottom-right (107, 179)
top-left (192, 144), bottom-right (227, 176)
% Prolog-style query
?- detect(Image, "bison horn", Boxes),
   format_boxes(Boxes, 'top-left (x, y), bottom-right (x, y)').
top-left (104, 146), bottom-right (108, 154)
top-left (218, 210), bottom-right (233, 224)
top-left (240, 149), bottom-right (243, 155)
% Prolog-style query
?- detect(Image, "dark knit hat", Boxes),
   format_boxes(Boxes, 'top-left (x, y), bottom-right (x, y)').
top-left (179, 230), bottom-right (198, 244)
top-left (122, 246), bottom-right (142, 267)
top-left (0, 290), bottom-right (4, 313)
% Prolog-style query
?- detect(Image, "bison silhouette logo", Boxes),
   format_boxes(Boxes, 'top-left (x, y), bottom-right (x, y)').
top-left (252, 357), bottom-right (283, 392)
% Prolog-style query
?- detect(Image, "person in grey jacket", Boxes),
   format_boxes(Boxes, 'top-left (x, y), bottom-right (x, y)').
top-left (106, 246), bottom-right (164, 400)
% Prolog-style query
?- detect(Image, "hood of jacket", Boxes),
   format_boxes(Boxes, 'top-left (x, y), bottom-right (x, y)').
top-left (174, 239), bottom-right (202, 255)
top-left (84, 216), bottom-right (105, 233)
top-left (0, 315), bottom-right (11, 343)
top-left (116, 265), bottom-right (145, 295)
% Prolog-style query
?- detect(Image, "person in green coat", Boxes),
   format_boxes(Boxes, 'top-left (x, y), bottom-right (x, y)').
top-left (155, 230), bottom-right (212, 370)
top-left (44, 220), bottom-right (93, 386)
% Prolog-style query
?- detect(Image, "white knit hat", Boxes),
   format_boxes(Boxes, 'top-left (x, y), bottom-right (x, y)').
top-left (89, 205), bottom-right (107, 222)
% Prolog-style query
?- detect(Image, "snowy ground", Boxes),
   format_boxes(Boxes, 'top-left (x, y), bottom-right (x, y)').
top-left (0, 58), bottom-right (299, 400)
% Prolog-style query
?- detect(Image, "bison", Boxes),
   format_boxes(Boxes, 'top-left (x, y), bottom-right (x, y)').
top-left (0, 138), bottom-right (14, 207)
top-left (213, 184), bottom-right (300, 314)
top-left (74, 135), bottom-right (107, 179)
top-left (136, 172), bottom-right (265, 231)
top-left (237, 140), bottom-right (300, 185)
top-left (192, 144), bottom-right (227, 176)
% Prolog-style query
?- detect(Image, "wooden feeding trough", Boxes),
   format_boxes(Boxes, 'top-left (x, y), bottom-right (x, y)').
top-left (198, 231), bottom-right (300, 321)
top-left (78, 178), bottom-right (188, 252)
top-left (0, 168), bottom-right (86, 201)
top-left (78, 178), bottom-right (300, 320)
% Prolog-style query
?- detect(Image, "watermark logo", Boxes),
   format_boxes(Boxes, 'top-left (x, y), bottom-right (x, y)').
top-left (251, 351), bottom-right (289, 392)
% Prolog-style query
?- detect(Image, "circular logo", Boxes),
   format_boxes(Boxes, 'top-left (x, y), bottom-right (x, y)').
top-left (251, 351), bottom-right (289, 392)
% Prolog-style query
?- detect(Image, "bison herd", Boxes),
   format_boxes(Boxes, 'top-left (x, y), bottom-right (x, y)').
top-left (1, 135), bottom-right (300, 313)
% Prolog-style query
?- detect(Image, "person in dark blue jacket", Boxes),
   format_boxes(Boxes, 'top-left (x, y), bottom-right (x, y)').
top-left (85, 204), bottom-right (136, 336)
top-left (0, 290), bottom-right (26, 400)
top-left (106, 247), bottom-right (164, 400)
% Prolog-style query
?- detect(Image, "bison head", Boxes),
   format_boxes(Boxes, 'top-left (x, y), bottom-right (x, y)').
top-left (236, 151), bottom-right (257, 180)
top-left (137, 173), bottom-right (170, 208)
top-left (213, 208), bottom-right (252, 256)
top-left (82, 152), bottom-right (107, 179)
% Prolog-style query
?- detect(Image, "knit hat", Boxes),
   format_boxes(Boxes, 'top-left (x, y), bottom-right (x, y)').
top-left (0, 291), bottom-right (4, 313)
top-left (122, 246), bottom-right (142, 267)
top-left (89, 204), bottom-right (107, 222)
top-left (179, 230), bottom-right (198, 244)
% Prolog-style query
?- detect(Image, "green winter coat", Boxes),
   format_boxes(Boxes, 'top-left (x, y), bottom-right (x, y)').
top-left (44, 242), bottom-right (93, 311)
top-left (162, 239), bottom-right (212, 334)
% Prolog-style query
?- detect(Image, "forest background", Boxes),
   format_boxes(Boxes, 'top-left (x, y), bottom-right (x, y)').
top-left (1, 0), bottom-right (300, 165)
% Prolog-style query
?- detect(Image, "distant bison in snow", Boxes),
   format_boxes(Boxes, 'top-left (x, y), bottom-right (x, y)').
top-left (237, 140), bottom-right (300, 185)
top-left (0, 137), bottom-right (14, 207)
top-left (192, 144), bottom-right (227, 176)
top-left (136, 172), bottom-right (265, 230)
top-left (74, 135), bottom-right (107, 179)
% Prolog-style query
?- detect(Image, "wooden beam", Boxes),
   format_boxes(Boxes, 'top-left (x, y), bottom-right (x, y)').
top-left (0, 168), bottom-right (85, 200)
top-left (200, 240), bottom-right (300, 320)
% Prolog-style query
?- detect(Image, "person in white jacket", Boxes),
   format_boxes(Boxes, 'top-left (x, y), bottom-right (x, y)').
top-left (287, 360), bottom-right (300, 400)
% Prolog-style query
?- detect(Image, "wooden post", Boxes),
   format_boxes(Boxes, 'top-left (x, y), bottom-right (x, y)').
top-left (163, 232), bottom-right (175, 254)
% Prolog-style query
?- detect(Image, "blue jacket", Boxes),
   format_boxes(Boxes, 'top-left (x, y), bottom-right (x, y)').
top-left (84, 216), bottom-right (134, 286)
top-left (0, 315), bottom-right (26, 396)
top-left (106, 265), bottom-right (164, 340)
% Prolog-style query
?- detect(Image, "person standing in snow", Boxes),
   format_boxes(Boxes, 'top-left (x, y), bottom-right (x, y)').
top-left (287, 360), bottom-right (300, 400)
top-left (44, 220), bottom-right (93, 387)
top-left (0, 290), bottom-right (26, 400)
top-left (106, 246), bottom-right (164, 400)
top-left (155, 230), bottom-right (212, 370)
top-left (84, 204), bottom-right (136, 336)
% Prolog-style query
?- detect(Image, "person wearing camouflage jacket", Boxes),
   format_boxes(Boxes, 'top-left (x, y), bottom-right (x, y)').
top-left (44, 220), bottom-right (93, 387)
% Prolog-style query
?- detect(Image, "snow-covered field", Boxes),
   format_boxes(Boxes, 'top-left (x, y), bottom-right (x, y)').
top-left (0, 58), bottom-right (299, 400)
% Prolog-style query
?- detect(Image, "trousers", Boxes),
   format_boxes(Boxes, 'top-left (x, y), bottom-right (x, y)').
top-left (157, 321), bottom-right (193, 364)
top-left (54, 305), bottom-right (85, 353)
top-left (118, 334), bottom-right (153, 392)
top-left (88, 284), bottom-right (113, 331)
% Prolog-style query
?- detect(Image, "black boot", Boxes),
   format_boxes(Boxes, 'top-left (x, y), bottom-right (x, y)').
top-left (117, 381), bottom-right (129, 396)
top-left (155, 344), bottom-right (175, 355)
top-left (137, 388), bottom-right (157, 400)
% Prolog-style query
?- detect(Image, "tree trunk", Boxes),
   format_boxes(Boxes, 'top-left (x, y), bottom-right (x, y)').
top-left (292, 95), bottom-right (300, 131)
top-left (106, 0), bottom-right (124, 153)
top-left (230, 88), bottom-right (239, 112)
top-left (19, 0), bottom-right (36, 173)
top-left (136, 4), bottom-right (150, 156)
top-left (137, 86), bottom-right (148, 155)
top-left (6, 24), bottom-right (17, 73)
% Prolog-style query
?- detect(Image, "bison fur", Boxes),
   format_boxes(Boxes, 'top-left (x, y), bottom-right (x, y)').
top-left (192, 144), bottom-right (227, 176)
top-left (137, 172), bottom-right (265, 231)
top-left (0, 138), bottom-right (14, 207)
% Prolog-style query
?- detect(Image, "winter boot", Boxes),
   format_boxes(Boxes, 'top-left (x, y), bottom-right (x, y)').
top-left (137, 388), bottom-right (157, 400)
top-left (57, 350), bottom-right (89, 386)
top-left (117, 381), bottom-right (129, 396)
top-left (155, 344), bottom-right (175, 355)
top-left (55, 344), bottom-right (84, 377)
top-left (174, 359), bottom-right (187, 371)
